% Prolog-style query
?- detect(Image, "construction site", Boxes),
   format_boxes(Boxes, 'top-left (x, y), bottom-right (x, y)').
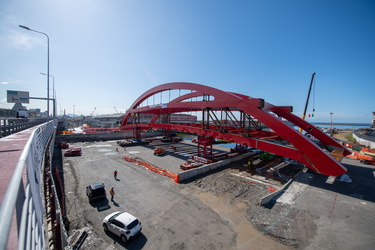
top-left (2, 82), bottom-right (375, 250)
top-left (56, 135), bottom-right (375, 250)
top-left (55, 83), bottom-right (375, 249)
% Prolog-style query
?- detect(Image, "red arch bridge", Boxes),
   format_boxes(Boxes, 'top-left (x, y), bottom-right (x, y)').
top-left (120, 82), bottom-right (350, 176)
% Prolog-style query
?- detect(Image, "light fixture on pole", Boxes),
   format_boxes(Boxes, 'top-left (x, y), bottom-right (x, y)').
top-left (19, 25), bottom-right (50, 120)
top-left (40, 73), bottom-right (56, 118)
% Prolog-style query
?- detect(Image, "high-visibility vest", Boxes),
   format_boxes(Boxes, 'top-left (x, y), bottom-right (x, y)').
top-left (110, 189), bottom-right (115, 195)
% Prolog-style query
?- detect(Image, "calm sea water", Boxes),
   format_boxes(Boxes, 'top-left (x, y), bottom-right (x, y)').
top-left (311, 122), bottom-right (369, 129)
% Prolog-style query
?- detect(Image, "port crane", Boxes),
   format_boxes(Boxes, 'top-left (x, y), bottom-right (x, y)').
top-left (90, 107), bottom-right (96, 116)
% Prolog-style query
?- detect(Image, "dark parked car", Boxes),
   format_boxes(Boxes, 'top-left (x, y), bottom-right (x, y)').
top-left (64, 147), bottom-right (82, 156)
top-left (58, 142), bottom-right (69, 149)
top-left (86, 183), bottom-right (106, 202)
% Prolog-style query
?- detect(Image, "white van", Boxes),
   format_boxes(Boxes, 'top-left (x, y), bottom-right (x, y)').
top-left (17, 108), bottom-right (29, 118)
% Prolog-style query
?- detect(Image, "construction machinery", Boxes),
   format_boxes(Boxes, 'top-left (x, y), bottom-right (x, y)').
top-left (347, 151), bottom-right (375, 165)
top-left (259, 152), bottom-right (274, 161)
top-left (90, 107), bottom-right (96, 116)
top-left (154, 147), bottom-right (165, 156)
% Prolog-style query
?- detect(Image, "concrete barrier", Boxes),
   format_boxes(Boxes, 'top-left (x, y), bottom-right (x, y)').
top-left (353, 132), bottom-right (375, 149)
top-left (178, 151), bottom-right (258, 182)
top-left (259, 170), bottom-right (303, 206)
top-left (55, 131), bottom-right (162, 143)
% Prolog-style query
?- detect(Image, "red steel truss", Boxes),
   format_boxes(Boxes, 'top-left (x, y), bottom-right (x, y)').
top-left (120, 82), bottom-right (350, 176)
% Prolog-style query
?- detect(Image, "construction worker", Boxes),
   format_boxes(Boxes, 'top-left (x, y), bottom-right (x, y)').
top-left (110, 187), bottom-right (115, 201)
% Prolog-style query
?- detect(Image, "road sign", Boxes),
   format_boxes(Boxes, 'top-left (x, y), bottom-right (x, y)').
top-left (7, 90), bottom-right (30, 103)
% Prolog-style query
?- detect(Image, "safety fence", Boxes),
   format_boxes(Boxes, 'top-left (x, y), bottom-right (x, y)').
top-left (0, 120), bottom-right (56, 250)
top-left (124, 156), bottom-right (179, 183)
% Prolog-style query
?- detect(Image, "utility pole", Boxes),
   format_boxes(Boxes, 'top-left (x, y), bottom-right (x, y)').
top-left (299, 72), bottom-right (316, 133)
top-left (330, 112), bottom-right (334, 136)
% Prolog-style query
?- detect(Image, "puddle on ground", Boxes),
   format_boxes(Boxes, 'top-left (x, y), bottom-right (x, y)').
top-left (97, 149), bottom-right (112, 152)
top-left (105, 152), bottom-right (118, 156)
top-left (85, 144), bottom-right (112, 148)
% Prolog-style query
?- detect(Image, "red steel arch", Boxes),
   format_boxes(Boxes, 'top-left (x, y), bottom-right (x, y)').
top-left (120, 82), bottom-right (350, 176)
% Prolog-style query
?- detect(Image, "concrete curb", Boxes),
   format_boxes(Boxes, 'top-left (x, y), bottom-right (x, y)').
top-left (259, 170), bottom-right (303, 206)
top-left (178, 151), bottom-right (258, 182)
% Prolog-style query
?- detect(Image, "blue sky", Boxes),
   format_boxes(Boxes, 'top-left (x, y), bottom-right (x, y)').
top-left (0, 0), bottom-right (374, 123)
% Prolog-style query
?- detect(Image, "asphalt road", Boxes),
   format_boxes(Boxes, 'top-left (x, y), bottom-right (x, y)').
top-left (62, 140), bottom-right (268, 250)
top-left (61, 140), bottom-right (375, 250)
top-left (293, 157), bottom-right (375, 250)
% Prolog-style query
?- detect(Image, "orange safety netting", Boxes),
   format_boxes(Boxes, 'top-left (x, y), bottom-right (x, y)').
top-left (124, 156), bottom-right (179, 183)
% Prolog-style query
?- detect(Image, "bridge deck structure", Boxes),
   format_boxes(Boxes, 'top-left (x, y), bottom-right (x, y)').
top-left (121, 82), bottom-right (350, 176)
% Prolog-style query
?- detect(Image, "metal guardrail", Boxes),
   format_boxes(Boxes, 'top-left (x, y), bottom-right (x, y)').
top-left (0, 118), bottom-right (47, 138)
top-left (0, 120), bottom-right (56, 250)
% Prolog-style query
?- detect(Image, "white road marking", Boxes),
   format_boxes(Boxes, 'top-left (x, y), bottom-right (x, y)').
top-left (326, 176), bottom-right (336, 184)
top-left (128, 151), bottom-right (140, 154)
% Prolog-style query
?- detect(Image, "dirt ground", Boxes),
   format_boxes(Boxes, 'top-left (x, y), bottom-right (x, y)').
top-left (332, 129), bottom-right (353, 142)
top-left (184, 158), bottom-right (317, 249)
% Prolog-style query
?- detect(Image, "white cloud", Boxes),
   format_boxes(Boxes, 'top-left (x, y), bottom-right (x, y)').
top-left (0, 80), bottom-right (28, 85)
top-left (7, 30), bottom-right (43, 50)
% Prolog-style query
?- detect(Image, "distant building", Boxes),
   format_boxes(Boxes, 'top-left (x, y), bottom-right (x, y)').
top-left (85, 113), bottom-right (125, 128)
top-left (0, 108), bottom-right (17, 118)
top-left (86, 113), bottom-right (198, 127)
top-left (371, 112), bottom-right (375, 128)
top-left (170, 113), bottom-right (197, 124)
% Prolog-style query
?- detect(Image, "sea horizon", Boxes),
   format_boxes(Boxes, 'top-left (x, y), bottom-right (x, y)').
top-left (311, 122), bottom-right (370, 129)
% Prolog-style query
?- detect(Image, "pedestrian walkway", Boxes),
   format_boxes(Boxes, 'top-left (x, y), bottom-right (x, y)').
top-left (0, 126), bottom-right (38, 249)
top-left (0, 127), bottom-right (36, 201)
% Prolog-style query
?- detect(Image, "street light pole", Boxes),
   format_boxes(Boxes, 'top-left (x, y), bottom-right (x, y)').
top-left (41, 73), bottom-right (56, 118)
top-left (330, 112), bottom-right (334, 136)
top-left (19, 25), bottom-right (50, 120)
